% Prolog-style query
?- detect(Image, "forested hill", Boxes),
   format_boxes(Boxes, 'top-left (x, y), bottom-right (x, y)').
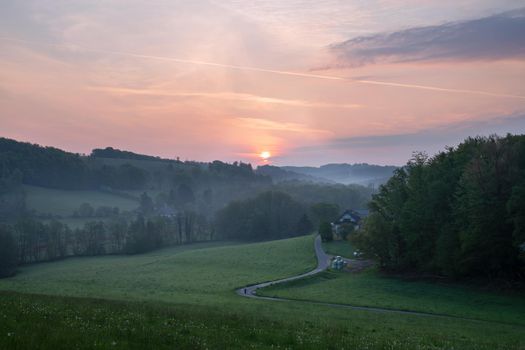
top-left (0, 138), bottom-right (165, 190)
top-left (0, 137), bottom-right (90, 190)
top-left (354, 134), bottom-right (525, 282)
top-left (0, 137), bottom-right (375, 217)
top-left (0, 137), bottom-right (267, 191)
top-left (282, 163), bottom-right (397, 186)
top-left (91, 147), bottom-right (175, 162)
top-left (256, 165), bottom-right (333, 184)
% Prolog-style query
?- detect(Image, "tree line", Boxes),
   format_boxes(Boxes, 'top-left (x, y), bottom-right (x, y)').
top-left (274, 181), bottom-right (373, 211)
top-left (91, 147), bottom-right (175, 162)
top-left (215, 191), bottom-right (345, 241)
top-left (0, 211), bottom-right (212, 277)
top-left (353, 134), bottom-right (525, 281)
top-left (1, 189), bottom-right (339, 277)
top-left (215, 191), bottom-right (309, 241)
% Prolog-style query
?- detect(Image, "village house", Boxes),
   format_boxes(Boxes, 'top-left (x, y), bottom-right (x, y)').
top-left (158, 203), bottom-right (177, 218)
top-left (331, 209), bottom-right (363, 240)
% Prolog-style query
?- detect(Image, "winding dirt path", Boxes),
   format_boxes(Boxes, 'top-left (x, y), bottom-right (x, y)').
top-left (236, 235), bottom-right (330, 299)
top-left (235, 235), bottom-right (505, 323)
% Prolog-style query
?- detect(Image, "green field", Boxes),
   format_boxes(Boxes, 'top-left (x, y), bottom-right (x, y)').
top-left (0, 236), bottom-right (316, 305)
top-left (24, 185), bottom-right (139, 217)
top-left (259, 269), bottom-right (525, 326)
top-left (0, 235), bottom-right (524, 349)
top-left (2, 290), bottom-right (524, 350)
top-left (322, 240), bottom-right (357, 257)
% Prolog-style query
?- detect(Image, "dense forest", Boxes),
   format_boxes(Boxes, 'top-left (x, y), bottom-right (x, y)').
top-left (354, 134), bottom-right (525, 281)
top-left (215, 191), bottom-right (310, 240)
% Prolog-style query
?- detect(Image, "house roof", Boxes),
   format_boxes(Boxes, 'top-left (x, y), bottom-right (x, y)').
top-left (158, 204), bottom-right (177, 217)
top-left (334, 209), bottom-right (361, 224)
top-left (354, 209), bottom-right (369, 217)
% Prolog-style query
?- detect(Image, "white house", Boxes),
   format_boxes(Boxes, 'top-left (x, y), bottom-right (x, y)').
top-left (331, 209), bottom-right (362, 239)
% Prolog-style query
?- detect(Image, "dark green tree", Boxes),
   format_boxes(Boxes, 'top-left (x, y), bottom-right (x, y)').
top-left (75, 203), bottom-right (94, 217)
top-left (310, 203), bottom-right (340, 225)
top-left (508, 183), bottom-right (525, 264)
top-left (0, 225), bottom-right (18, 277)
top-left (139, 192), bottom-right (155, 215)
top-left (319, 221), bottom-right (333, 242)
top-left (296, 214), bottom-right (314, 236)
top-left (177, 183), bottom-right (195, 206)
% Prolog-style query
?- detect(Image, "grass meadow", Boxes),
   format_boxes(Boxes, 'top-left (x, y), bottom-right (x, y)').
top-left (0, 235), bottom-right (524, 349)
top-left (0, 236), bottom-right (316, 305)
top-left (259, 269), bottom-right (525, 326)
top-left (2, 290), bottom-right (524, 350)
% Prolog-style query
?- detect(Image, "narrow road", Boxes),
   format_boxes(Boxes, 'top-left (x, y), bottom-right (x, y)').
top-left (235, 235), bottom-right (503, 323)
top-left (236, 235), bottom-right (330, 299)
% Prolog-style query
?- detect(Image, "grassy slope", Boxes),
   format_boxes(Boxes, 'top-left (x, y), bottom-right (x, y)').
top-left (0, 235), bottom-right (524, 349)
top-left (260, 269), bottom-right (525, 326)
top-left (322, 240), bottom-right (357, 257)
top-left (24, 185), bottom-right (138, 217)
top-left (0, 236), bottom-right (316, 306)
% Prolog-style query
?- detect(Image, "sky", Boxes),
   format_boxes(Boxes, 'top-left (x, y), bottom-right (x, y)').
top-left (1, 0), bottom-right (524, 166)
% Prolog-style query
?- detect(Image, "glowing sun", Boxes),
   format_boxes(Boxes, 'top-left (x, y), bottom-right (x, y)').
top-left (260, 151), bottom-right (271, 161)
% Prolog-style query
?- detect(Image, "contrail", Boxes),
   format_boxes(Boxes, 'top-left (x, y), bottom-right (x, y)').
top-left (0, 37), bottom-right (346, 80)
top-left (354, 80), bottom-right (525, 100)
top-left (2, 37), bottom-right (525, 100)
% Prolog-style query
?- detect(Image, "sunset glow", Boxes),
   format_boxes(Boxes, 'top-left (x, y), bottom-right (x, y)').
top-left (1, 3), bottom-right (524, 346)
top-left (260, 151), bottom-right (271, 161)
top-left (0, 1), bottom-right (524, 165)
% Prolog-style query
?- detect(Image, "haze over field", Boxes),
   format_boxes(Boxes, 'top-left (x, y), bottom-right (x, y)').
top-left (1, 1), bottom-right (524, 165)
top-left (1, 2), bottom-right (525, 349)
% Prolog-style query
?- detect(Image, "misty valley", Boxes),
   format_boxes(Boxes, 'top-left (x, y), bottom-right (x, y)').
top-left (0, 135), bottom-right (524, 349)
top-left (1, 1), bottom-right (525, 348)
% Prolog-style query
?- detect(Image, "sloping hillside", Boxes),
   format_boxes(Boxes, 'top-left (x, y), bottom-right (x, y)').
top-left (282, 163), bottom-right (397, 186)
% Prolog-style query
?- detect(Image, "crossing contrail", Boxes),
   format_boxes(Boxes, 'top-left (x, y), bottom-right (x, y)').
top-left (2, 37), bottom-right (525, 100)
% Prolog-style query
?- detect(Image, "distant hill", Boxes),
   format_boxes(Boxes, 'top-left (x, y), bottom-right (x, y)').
top-left (282, 163), bottom-right (397, 187)
top-left (0, 137), bottom-right (376, 221)
top-left (0, 137), bottom-right (266, 191)
top-left (256, 165), bottom-right (333, 184)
